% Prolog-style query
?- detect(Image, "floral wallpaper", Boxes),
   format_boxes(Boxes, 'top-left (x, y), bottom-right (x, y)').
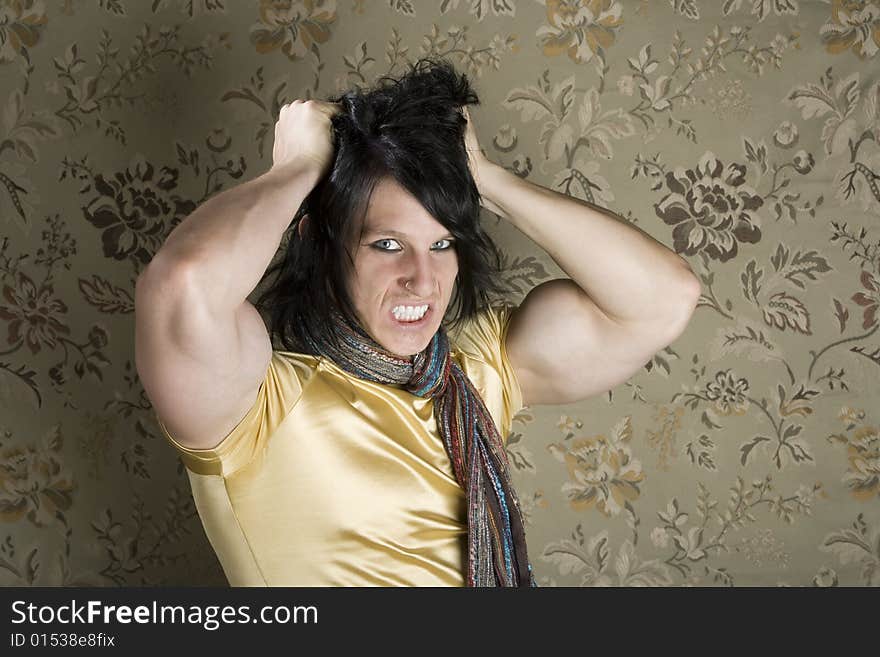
top-left (1, 0), bottom-right (878, 587)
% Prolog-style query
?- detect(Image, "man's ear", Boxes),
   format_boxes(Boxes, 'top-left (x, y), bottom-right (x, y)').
top-left (297, 214), bottom-right (310, 238)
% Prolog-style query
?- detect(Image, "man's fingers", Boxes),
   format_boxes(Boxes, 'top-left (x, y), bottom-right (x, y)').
top-left (279, 99), bottom-right (340, 115)
top-left (319, 100), bottom-right (342, 116)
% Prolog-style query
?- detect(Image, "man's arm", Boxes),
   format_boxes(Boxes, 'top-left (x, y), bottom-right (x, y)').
top-left (463, 109), bottom-right (701, 406)
top-left (143, 157), bottom-right (322, 316)
top-left (135, 100), bottom-right (338, 449)
top-left (134, 159), bottom-right (318, 449)
top-left (141, 100), bottom-right (338, 315)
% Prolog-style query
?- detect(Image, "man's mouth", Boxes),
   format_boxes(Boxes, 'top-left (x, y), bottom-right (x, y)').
top-left (390, 304), bottom-right (431, 325)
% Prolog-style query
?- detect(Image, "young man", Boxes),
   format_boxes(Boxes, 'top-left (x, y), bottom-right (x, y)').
top-left (134, 59), bottom-right (700, 587)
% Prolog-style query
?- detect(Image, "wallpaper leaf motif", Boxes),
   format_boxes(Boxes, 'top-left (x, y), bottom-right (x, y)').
top-left (535, 0), bottom-right (623, 66)
top-left (723, 0), bottom-right (800, 22)
top-left (820, 513), bottom-right (880, 585)
top-left (828, 407), bottom-right (880, 502)
top-left (249, 0), bottom-right (337, 61)
top-left (0, 1), bottom-right (48, 64)
top-left (819, 1), bottom-right (880, 59)
top-left (669, 0), bottom-right (700, 21)
top-left (440, 0), bottom-right (517, 20)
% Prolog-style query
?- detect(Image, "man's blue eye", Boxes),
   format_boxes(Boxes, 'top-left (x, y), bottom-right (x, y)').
top-left (371, 238), bottom-right (453, 251)
top-left (373, 239), bottom-right (401, 251)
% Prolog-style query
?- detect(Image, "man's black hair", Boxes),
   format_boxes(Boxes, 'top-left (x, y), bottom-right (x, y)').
top-left (254, 57), bottom-right (507, 353)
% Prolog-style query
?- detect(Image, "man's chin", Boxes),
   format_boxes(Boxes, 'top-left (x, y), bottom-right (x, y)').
top-left (383, 338), bottom-right (431, 358)
top-left (373, 315), bottom-right (441, 356)
top-left (374, 329), bottom-right (435, 358)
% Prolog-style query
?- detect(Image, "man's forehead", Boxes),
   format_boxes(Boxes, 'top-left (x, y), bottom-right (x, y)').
top-left (361, 178), bottom-right (450, 237)
top-left (364, 177), bottom-right (422, 215)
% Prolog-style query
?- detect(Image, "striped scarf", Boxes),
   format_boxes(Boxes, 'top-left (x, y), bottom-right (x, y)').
top-left (298, 308), bottom-right (536, 587)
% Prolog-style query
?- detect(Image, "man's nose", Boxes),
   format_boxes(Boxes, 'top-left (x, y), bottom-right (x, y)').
top-left (398, 252), bottom-right (436, 297)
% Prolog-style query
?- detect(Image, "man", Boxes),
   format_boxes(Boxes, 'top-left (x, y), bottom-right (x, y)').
top-left (134, 59), bottom-right (700, 587)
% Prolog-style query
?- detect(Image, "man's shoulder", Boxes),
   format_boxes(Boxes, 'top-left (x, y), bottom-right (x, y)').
top-left (273, 348), bottom-right (321, 364)
top-left (448, 303), bottom-right (516, 359)
top-left (265, 349), bottom-right (322, 386)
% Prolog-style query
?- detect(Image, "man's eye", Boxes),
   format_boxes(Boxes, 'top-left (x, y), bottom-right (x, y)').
top-left (432, 239), bottom-right (455, 250)
top-left (372, 239), bottom-right (402, 251)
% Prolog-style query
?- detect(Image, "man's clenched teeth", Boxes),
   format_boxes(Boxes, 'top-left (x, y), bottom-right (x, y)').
top-left (392, 304), bottom-right (428, 321)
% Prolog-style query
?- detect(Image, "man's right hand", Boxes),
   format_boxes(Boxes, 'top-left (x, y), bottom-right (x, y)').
top-left (271, 99), bottom-right (341, 177)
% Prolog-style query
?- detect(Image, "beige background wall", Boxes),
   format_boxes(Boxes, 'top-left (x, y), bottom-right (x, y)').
top-left (1, 0), bottom-right (878, 586)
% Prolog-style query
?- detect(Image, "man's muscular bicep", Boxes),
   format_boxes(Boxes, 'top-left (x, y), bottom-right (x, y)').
top-left (505, 278), bottom-right (676, 406)
top-left (135, 263), bottom-right (272, 450)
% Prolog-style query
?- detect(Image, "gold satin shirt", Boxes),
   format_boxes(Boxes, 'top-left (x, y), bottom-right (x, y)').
top-left (157, 304), bottom-right (524, 586)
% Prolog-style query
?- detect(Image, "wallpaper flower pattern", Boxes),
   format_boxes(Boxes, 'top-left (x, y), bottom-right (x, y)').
top-left (1, 0), bottom-right (877, 587)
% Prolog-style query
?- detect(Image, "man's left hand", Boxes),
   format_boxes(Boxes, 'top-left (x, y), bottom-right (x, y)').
top-left (462, 106), bottom-right (506, 216)
top-left (462, 106), bottom-right (490, 187)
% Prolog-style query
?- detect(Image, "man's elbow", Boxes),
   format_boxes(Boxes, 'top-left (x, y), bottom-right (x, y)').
top-left (664, 272), bottom-right (701, 344)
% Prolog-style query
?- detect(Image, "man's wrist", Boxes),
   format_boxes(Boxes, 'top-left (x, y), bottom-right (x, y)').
top-left (473, 159), bottom-right (511, 218)
top-left (265, 157), bottom-right (324, 186)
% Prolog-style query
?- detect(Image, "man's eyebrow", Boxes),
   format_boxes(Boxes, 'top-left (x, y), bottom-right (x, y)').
top-left (363, 228), bottom-right (454, 239)
top-left (363, 228), bottom-right (409, 237)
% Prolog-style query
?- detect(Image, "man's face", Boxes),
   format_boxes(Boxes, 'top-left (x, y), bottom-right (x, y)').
top-left (345, 177), bottom-right (459, 357)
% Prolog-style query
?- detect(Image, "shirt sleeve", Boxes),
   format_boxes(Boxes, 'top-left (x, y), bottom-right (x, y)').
top-left (450, 303), bottom-right (525, 444)
top-left (155, 351), bottom-right (311, 477)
